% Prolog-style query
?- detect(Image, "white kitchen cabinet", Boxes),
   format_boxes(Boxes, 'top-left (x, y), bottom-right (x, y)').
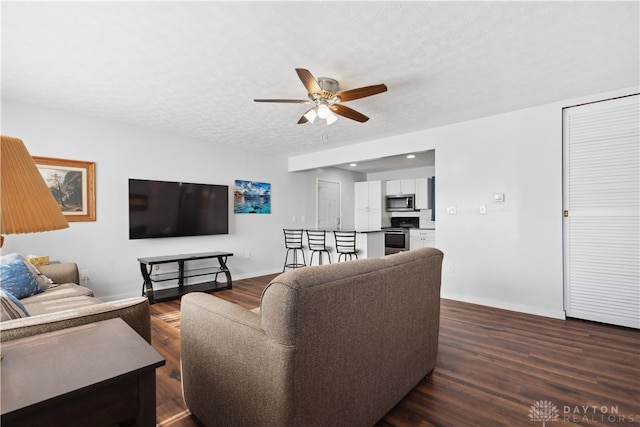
top-left (355, 181), bottom-right (388, 231)
top-left (415, 177), bottom-right (430, 209)
top-left (385, 180), bottom-right (399, 195)
top-left (386, 179), bottom-right (415, 195)
top-left (409, 229), bottom-right (435, 250)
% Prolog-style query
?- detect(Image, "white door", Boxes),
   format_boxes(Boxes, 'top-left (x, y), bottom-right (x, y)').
top-left (317, 180), bottom-right (341, 230)
top-left (563, 94), bottom-right (639, 328)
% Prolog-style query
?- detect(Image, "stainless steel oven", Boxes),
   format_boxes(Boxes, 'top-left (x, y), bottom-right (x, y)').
top-left (384, 216), bottom-right (419, 255)
top-left (384, 229), bottom-right (409, 255)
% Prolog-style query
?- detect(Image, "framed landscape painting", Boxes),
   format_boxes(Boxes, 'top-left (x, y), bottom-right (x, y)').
top-left (32, 156), bottom-right (96, 222)
top-left (234, 180), bottom-right (271, 214)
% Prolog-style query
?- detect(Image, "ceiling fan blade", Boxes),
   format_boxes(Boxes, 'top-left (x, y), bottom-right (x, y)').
top-left (336, 84), bottom-right (388, 102)
top-left (295, 68), bottom-right (323, 95)
top-left (331, 104), bottom-right (369, 123)
top-left (254, 99), bottom-right (310, 103)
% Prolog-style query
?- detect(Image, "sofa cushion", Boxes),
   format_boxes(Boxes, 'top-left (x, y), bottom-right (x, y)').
top-left (0, 289), bottom-right (29, 320)
top-left (22, 296), bottom-right (102, 316)
top-left (20, 283), bottom-right (94, 304)
top-left (23, 257), bottom-right (53, 290)
top-left (0, 253), bottom-right (45, 299)
top-left (37, 263), bottom-right (79, 287)
top-left (1, 297), bottom-right (151, 343)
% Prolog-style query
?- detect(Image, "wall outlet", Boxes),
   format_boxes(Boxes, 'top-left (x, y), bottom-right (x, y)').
top-left (80, 269), bottom-right (90, 281)
top-left (245, 251), bottom-right (251, 259)
top-left (447, 263), bottom-right (454, 273)
top-left (479, 205), bottom-right (487, 215)
top-left (446, 206), bottom-right (457, 215)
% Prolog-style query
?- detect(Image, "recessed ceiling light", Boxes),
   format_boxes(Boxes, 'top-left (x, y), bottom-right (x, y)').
top-left (406, 154), bottom-right (416, 159)
top-left (350, 163), bottom-right (357, 167)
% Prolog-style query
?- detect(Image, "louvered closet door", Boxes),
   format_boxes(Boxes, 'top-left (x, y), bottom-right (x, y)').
top-left (563, 94), bottom-right (639, 328)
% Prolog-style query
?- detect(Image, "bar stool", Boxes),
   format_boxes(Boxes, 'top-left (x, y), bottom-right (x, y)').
top-left (306, 230), bottom-right (332, 265)
top-left (333, 231), bottom-right (359, 262)
top-left (283, 229), bottom-right (306, 271)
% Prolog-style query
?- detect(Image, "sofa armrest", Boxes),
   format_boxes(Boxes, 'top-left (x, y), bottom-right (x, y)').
top-left (0, 297), bottom-right (151, 343)
top-left (180, 292), bottom-right (294, 426)
top-left (38, 263), bottom-right (80, 285)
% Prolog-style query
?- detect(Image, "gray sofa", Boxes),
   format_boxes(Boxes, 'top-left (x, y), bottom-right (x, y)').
top-left (180, 247), bottom-right (444, 427)
top-left (1, 262), bottom-right (151, 343)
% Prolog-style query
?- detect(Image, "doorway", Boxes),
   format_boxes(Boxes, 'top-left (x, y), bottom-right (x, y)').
top-left (316, 179), bottom-right (341, 230)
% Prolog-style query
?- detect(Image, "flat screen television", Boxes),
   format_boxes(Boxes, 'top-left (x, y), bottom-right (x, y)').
top-left (129, 179), bottom-right (228, 239)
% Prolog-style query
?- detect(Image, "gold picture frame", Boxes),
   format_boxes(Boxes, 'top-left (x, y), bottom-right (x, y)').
top-left (32, 156), bottom-right (96, 222)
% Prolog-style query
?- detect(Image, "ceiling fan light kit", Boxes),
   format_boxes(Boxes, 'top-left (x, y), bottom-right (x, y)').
top-left (303, 108), bottom-right (317, 123)
top-left (317, 104), bottom-right (331, 119)
top-left (254, 68), bottom-right (387, 125)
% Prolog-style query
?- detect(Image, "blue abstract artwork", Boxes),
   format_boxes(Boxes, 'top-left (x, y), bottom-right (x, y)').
top-left (234, 180), bottom-right (271, 214)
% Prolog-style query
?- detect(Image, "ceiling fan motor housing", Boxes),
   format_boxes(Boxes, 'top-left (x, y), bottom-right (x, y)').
top-left (316, 77), bottom-right (339, 95)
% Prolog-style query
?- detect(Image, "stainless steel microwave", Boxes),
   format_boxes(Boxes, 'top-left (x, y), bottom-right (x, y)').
top-left (385, 194), bottom-right (416, 211)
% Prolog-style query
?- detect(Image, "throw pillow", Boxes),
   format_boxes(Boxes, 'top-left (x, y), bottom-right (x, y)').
top-left (0, 288), bottom-right (30, 320)
top-left (0, 253), bottom-right (45, 299)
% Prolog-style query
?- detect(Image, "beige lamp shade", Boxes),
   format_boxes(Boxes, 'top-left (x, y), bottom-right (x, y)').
top-left (1, 135), bottom-right (69, 243)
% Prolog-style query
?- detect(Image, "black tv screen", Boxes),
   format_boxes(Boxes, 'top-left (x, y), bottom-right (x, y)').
top-left (129, 179), bottom-right (228, 239)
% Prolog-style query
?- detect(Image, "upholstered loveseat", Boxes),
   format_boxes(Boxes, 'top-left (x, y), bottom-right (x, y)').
top-left (0, 255), bottom-right (150, 343)
top-left (180, 247), bottom-right (444, 427)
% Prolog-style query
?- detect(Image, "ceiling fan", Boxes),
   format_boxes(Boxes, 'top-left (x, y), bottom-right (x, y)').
top-left (254, 68), bottom-right (387, 125)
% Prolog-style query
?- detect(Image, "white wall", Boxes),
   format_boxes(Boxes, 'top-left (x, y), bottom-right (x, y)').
top-left (289, 86), bottom-right (639, 319)
top-left (2, 101), bottom-right (307, 300)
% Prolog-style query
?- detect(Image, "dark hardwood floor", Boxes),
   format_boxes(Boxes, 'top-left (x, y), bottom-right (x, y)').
top-left (150, 274), bottom-right (640, 427)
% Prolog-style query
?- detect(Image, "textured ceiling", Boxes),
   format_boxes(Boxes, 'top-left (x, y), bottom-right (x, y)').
top-left (2, 1), bottom-right (639, 164)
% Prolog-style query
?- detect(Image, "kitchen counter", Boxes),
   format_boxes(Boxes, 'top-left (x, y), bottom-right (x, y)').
top-left (306, 228), bottom-right (384, 233)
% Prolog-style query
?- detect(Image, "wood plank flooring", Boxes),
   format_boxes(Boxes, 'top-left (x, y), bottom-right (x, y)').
top-left (150, 274), bottom-right (640, 427)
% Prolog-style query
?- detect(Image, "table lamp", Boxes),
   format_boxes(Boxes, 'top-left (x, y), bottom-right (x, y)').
top-left (1, 135), bottom-right (69, 247)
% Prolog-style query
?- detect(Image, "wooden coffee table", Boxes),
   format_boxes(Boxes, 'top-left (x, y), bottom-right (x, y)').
top-left (0, 318), bottom-right (165, 427)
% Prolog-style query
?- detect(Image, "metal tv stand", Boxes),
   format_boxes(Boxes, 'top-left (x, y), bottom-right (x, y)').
top-left (138, 251), bottom-right (233, 304)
